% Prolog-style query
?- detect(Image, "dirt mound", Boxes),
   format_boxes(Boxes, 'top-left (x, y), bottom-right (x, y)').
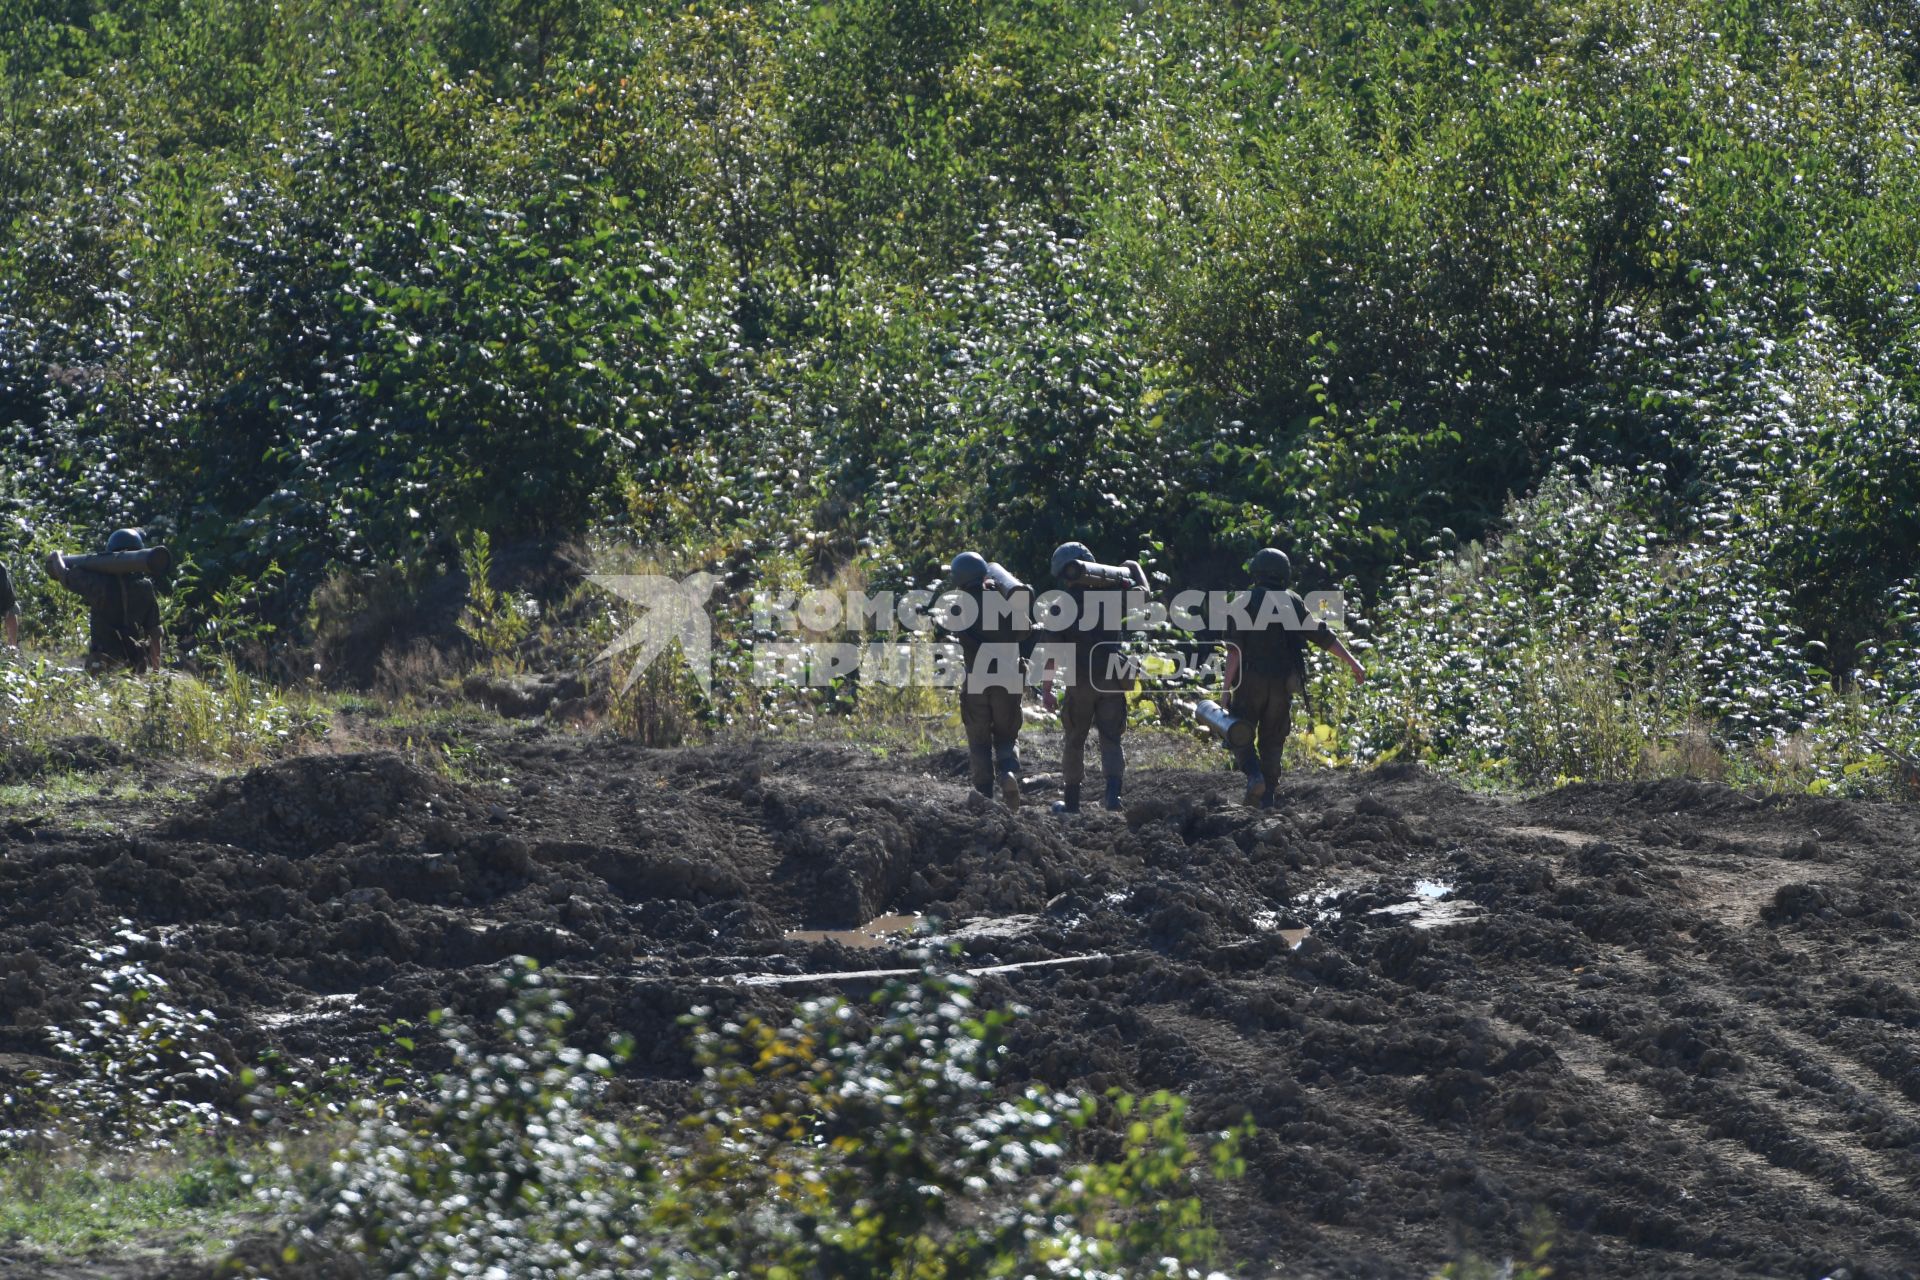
top-left (167, 753), bottom-right (471, 855)
top-left (4, 733), bottom-right (1920, 1277)
top-left (461, 672), bottom-right (594, 721)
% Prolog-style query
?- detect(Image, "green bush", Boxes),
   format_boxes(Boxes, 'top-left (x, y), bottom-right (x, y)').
top-left (267, 959), bottom-right (1245, 1279)
top-left (3, 0), bottom-right (1918, 780)
top-left (32, 928), bottom-right (240, 1151)
top-left (662, 967), bottom-right (1243, 1279)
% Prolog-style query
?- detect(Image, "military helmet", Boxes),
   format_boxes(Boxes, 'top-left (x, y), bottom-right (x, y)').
top-left (1050, 541), bottom-right (1093, 579)
top-left (105, 528), bottom-right (145, 554)
top-left (949, 551), bottom-right (989, 587)
top-left (1247, 546), bottom-right (1291, 589)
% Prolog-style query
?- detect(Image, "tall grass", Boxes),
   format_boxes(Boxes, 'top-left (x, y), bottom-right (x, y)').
top-left (0, 652), bottom-right (325, 763)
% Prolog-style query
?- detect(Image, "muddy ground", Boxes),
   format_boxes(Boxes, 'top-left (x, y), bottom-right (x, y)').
top-left (3, 726), bottom-right (1919, 1278)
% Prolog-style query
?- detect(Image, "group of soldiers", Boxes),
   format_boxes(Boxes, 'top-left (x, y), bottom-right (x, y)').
top-left (5, 529), bottom-right (1359, 815)
top-left (0, 529), bottom-right (166, 672)
top-left (942, 541), bottom-right (1366, 813)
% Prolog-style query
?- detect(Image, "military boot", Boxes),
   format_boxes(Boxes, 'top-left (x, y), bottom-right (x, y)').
top-left (969, 746), bottom-right (994, 799)
top-left (996, 747), bottom-right (1022, 808)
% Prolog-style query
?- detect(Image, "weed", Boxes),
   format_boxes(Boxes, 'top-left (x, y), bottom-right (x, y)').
top-left (0, 652), bottom-right (324, 763)
top-left (1437, 1211), bottom-right (1555, 1280)
top-left (0, 1144), bottom-right (258, 1259)
top-left (457, 530), bottom-right (532, 672)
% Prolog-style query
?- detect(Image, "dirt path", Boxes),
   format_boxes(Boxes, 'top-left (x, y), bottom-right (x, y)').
top-left (3, 731), bottom-right (1917, 1277)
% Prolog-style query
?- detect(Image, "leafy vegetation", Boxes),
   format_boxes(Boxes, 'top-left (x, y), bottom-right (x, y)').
top-left (4, 953), bottom-right (1241, 1278)
top-left (4, 0), bottom-right (1919, 779)
top-left (0, 651), bottom-right (325, 760)
top-left (39, 927), bottom-right (241, 1148)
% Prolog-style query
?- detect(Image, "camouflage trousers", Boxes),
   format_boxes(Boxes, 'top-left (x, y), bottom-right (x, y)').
top-left (1059, 682), bottom-right (1126, 787)
top-left (960, 687), bottom-right (1023, 791)
top-left (1230, 668), bottom-right (1304, 781)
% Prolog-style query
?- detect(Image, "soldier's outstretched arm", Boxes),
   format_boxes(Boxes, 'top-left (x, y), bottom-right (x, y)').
top-left (1314, 629), bottom-right (1366, 682)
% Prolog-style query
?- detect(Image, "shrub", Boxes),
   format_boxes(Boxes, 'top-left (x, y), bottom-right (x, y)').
top-left (266, 961), bottom-right (651, 1279)
top-left (33, 927), bottom-right (240, 1151)
top-left (267, 959), bottom-right (1245, 1280)
top-left (661, 967), bottom-right (1243, 1279)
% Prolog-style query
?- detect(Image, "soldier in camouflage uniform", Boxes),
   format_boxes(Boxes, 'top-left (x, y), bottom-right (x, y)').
top-left (45, 529), bottom-right (163, 673)
top-left (1221, 547), bottom-right (1365, 807)
top-left (1039, 541), bottom-right (1149, 813)
top-left (941, 551), bottom-right (1034, 807)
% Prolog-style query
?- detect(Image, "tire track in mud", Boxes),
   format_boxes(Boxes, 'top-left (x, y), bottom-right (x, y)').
top-left (1585, 941), bottom-right (1920, 1208)
top-left (4, 737), bottom-right (1920, 1278)
top-left (1511, 804), bottom-right (1920, 1242)
top-left (1544, 1023), bottom-right (1874, 1264)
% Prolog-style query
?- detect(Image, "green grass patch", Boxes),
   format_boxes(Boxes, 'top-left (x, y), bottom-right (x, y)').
top-left (0, 653), bottom-right (327, 765)
top-left (0, 1146), bottom-right (263, 1263)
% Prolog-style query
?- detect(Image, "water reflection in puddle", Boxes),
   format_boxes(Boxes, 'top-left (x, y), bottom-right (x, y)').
top-left (1293, 877), bottom-right (1484, 934)
top-left (784, 913), bottom-right (925, 949)
top-left (1252, 909), bottom-right (1312, 949)
top-left (1368, 879), bottom-right (1482, 930)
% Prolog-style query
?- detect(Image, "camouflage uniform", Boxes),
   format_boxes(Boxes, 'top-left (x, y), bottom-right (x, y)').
top-left (0, 561), bottom-right (16, 625)
top-left (1224, 586), bottom-right (1328, 784)
top-left (1054, 581), bottom-right (1132, 794)
top-left (947, 577), bottom-right (1033, 797)
top-left (60, 566), bottom-right (161, 673)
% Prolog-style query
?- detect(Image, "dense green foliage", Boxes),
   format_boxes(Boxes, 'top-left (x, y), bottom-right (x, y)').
top-left (4, 0), bottom-right (1919, 782)
top-left (276, 961), bottom-right (1242, 1278)
top-left (6, 951), bottom-right (1241, 1277)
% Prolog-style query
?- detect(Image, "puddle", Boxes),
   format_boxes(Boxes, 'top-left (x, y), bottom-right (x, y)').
top-left (258, 993), bottom-right (359, 1028)
top-left (1251, 909), bottom-right (1312, 949)
top-left (1302, 884), bottom-right (1352, 923)
top-left (785, 912), bottom-right (1051, 950)
top-left (950, 914), bottom-right (1042, 942)
top-left (1368, 880), bottom-right (1482, 930)
top-left (1294, 876), bottom-right (1483, 933)
top-left (785, 913), bottom-right (925, 949)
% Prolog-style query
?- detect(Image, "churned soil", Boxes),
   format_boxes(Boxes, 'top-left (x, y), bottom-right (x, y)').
top-left (4, 727), bottom-right (1919, 1278)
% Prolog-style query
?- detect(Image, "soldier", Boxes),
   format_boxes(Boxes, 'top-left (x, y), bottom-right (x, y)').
top-left (0, 557), bottom-right (17, 648)
top-left (1221, 547), bottom-right (1365, 807)
top-left (45, 529), bottom-right (164, 673)
top-left (1038, 541), bottom-right (1149, 813)
top-left (941, 551), bottom-right (1034, 806)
